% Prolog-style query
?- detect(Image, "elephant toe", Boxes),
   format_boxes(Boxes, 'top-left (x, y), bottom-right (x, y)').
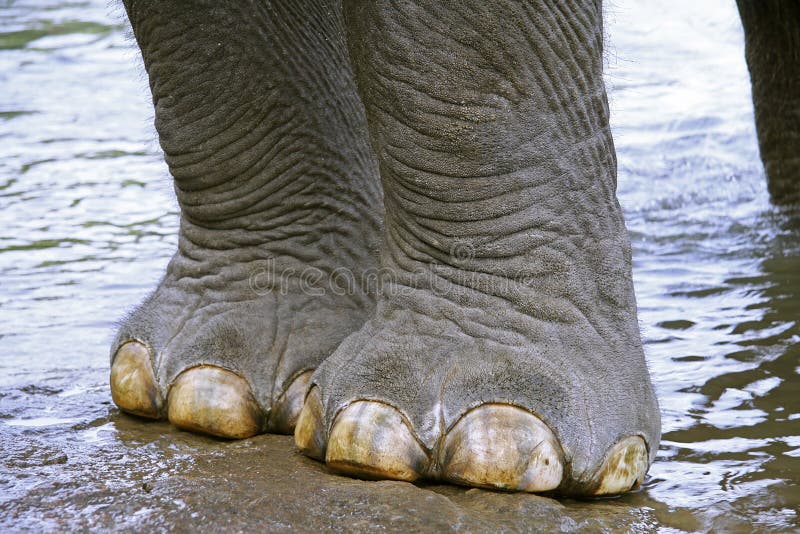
top-left (441, 404), bottom-right (564, 492)
top-left (325, 401), bottom-right (428, 482)
top-left (167, 365), bottom-right (263, 439)
top-left (294, 386), bottom-right (327, 460)
top-left (588, 436), bottom-right (649, 496)
top-left (269, 370), bottom-right (313, 434)
top-left (110, 341), bottom-right (163, 419)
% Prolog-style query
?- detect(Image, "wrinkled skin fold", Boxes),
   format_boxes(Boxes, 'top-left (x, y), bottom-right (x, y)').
top-left (110, 0), bottom-right (796, 497)
top-left (111, 0), bottom-right (383, 437)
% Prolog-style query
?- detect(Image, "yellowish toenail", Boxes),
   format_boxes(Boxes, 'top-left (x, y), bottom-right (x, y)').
top-left (591, 436), bottom-right (649, 496)
top-left (110, 341), bottom-right (163, 419)
top-left (294, 386), bottom-right (326, 460)
top-left (167, 365), bottom-right (262, 439)
top-left (270, 370), bottom-right (313, 434)
top-left (326, 401), bottom-right (427, 482)
top-left (442, 404), bottom-right (564, 492)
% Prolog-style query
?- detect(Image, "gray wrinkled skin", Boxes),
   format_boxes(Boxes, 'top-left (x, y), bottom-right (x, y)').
top-left (114, 0), bottom-right (383, 422)
top-left (311, 0), bottom-right (659, 496)
top-left (113, 0), bottom-right (793, 495)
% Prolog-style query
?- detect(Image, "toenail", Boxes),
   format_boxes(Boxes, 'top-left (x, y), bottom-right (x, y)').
top-left (590, 436), bottom-right (649, 496)
top-left (110, 341), bottom-right (163, 419)
top-left (269, 370), bottom-right (313, 434)
top-left (167, 365), bottom-right (262, 439)
top-left (325, 401), bottom-right (427, 482)
top-left (441, 404), bottom-right (563, 492)
top-left (294, 386), bottom-right (326, 460)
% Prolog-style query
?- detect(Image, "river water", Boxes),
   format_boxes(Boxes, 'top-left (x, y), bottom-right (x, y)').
top-left (1, 1), bottom-right (798, 531)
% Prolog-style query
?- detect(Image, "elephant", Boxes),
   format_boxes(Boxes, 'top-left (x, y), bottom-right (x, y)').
top-left (108, 0), bottom-right (799, 498)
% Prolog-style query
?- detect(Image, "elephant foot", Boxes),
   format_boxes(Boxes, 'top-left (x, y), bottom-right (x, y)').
top-left (111, 343), bottom-right (308, 438)
top-left (295, 291), bottom-right (660, 497)
top-left (109, 232), bottom-right (373, 439)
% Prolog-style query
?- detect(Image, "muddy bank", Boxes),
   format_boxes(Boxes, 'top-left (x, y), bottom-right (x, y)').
top-left (0, 374), bottom-right (756, 533)
top-left (1, 383), bottom-right (658, 532)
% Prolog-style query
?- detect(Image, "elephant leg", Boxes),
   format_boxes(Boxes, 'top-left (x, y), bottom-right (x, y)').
top-left (295, 0), bottom-right (660, 496)
top-left (110, 0), bottom-right (382, 438)
top-left (737, 0), bottom-right (800, 205)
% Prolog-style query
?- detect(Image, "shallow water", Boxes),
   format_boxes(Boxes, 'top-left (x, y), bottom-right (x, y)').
top-left (1, 0), bottom-right (798, 531)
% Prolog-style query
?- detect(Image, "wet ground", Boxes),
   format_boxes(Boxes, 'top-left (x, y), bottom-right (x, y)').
top-left (1, 0), bottom-right (798, 531)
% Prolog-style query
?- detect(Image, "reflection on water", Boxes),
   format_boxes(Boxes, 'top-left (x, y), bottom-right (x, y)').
top-left (0, 0), bottom-right (797, 531)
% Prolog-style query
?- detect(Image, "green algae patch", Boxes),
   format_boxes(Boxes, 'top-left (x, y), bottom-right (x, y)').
top-left (0, 21), bottom-right (113, 50)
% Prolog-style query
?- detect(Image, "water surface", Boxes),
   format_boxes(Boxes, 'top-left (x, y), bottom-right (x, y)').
top-left (1, 1), bottom-right (798, 531)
